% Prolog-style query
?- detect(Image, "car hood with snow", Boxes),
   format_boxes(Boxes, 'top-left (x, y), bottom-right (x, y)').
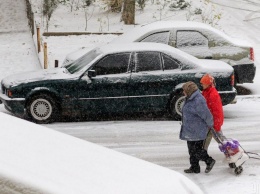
top-left (1, 68), bottom-right (76, 88)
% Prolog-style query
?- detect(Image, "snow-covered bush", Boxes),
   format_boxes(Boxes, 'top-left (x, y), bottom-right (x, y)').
top-left (186, 0), bottom-right (222, 27)
top-left (169, 0), bottom-right (190, 11)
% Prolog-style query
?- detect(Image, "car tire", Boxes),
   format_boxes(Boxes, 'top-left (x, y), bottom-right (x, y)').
top-left (169, 93), bottom-right (185, 120)
top-left (26, 94), bottom-right (59, 124)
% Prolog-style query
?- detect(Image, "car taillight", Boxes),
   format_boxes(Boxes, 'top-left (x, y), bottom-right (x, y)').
top-left (250, 47), bottom-right (254, 61)
top-left (231, 74), bottom-right (235, 86)
top-left (7, 89), bottom-right (12, 97)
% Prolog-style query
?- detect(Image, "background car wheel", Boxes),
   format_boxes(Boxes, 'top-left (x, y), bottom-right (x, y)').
top-left (169, 93), bottom-right (185, 120)
top-left (27, 94), bottom-right (58, 124)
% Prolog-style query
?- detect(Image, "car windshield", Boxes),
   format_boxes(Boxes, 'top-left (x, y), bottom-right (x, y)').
top-left (64, 48), bottom-right (102, 74)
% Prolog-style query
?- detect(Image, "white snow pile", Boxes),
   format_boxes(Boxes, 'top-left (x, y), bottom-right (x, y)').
top-left (0, 112), bottom-right (203, 194)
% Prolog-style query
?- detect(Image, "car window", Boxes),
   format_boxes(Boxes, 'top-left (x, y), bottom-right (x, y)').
top-left (135, 52), bottom-right (161, 72)
top-left (140, 31), bottom-right (170, 44)
top-left (92, 53), bottom-right (130, 75)
top-left (176, 31), bottom-right (208, 48)
top-left (162, 53), bottom-right (180, 70)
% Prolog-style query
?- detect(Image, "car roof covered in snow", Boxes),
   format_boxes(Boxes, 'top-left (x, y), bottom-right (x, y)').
top-left (98, 42), bottom-right (196, 57)
top-left (74, 42), bottom-right (200, 70)
top-left (62, 41), bottom-right (200, 66)
top-left (111, 21), bottom-right (251, 47)
top-left (67, 42), bottom-right (233, 75)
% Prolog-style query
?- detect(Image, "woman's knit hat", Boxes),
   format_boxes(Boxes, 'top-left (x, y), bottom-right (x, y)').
top-left (182, 81), bottom-right (198, 97)
top-left (200, 74), bottom-right (214, 85)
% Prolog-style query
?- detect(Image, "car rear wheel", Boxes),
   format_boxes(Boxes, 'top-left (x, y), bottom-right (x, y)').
top-left (27, 94), bottom-right (58, 124)
top-left (169, 93), bottom-right (185, 120)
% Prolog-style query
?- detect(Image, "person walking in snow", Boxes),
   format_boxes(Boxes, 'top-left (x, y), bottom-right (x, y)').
top-left (200, 74), bottom-right (225, 150)
top-left (180, 81), bottom-right (216, 174)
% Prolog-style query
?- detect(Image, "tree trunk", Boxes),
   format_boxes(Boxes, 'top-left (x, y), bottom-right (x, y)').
top-left (122, 0), bottom-right (135, 24)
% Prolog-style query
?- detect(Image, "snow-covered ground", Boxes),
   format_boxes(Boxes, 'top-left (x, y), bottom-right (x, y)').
top-left (1, 0), bottom-right (260, 194)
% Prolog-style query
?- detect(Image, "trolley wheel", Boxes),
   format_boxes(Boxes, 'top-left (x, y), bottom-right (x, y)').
top-left (234, 166), bottom-right (243, 175)
top-left (229, 163), bottom-right (236, 168)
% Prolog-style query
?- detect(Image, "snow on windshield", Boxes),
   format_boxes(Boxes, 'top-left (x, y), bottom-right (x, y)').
top-left (64, 48), bottom-right (102, 74)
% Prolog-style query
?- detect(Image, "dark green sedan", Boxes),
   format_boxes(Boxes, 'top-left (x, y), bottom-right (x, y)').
top-left (0, 43), bottom-right (236, 123)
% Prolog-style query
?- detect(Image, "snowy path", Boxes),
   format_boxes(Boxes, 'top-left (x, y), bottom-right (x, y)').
top-left (0, 0), bottom-right (40, 80)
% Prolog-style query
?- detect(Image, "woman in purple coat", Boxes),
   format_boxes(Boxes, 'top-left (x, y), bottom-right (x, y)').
top-left (180, 81), bottom-right (215, 174)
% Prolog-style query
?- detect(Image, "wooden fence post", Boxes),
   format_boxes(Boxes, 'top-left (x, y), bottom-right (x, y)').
top-left (37, 25), bottom-right (41, 53)
top-left (44, 42), bottom-right (48, 69)
top-left (55, 60), bottom-right (59, 68)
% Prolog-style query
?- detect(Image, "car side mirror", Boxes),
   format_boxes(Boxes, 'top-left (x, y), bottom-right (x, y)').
top-left (88, 70), bottom-right (96, 78)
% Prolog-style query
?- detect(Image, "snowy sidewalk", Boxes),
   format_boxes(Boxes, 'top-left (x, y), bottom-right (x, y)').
top-left (0, 0), bottom-right (40, 80)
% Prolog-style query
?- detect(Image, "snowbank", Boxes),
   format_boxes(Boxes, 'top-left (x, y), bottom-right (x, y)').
top-left (0, 113), bottom-right (203, 194)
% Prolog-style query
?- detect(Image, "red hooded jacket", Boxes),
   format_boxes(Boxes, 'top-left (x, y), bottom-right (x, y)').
top-left (202, 86), bottom-right (224, 131)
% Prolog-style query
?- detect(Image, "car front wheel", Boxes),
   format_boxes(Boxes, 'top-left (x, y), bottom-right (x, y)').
top-left (27, 94), bottom-right (58, 124)
top-left (169, 93), bottom-right (185, 120)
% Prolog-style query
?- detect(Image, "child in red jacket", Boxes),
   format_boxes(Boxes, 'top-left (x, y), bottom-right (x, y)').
top-left (200, 74), bottom-right (225, 150)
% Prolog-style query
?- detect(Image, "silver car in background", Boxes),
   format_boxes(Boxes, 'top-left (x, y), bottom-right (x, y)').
top-left (111, 21), bottom-right (256, 84)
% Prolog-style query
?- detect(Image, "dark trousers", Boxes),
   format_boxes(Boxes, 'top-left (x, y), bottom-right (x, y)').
top-left (187, 140), bottom-right (213, 171)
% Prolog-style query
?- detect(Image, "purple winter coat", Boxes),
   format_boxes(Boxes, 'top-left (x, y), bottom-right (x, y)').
top-left (180, 90), bottom-right (213, 141)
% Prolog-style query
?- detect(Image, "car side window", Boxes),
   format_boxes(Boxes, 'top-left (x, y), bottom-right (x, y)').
top-left (162, 53), bottom-right (180, 70)
top-left (176, 31), bottom-right (208, 48)
top-left (140, 31), bottom-right (170, 44)
top-left (93, 53), bottom-right (130, 75)
top-left (135, 52), bottom-right (161, 72)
